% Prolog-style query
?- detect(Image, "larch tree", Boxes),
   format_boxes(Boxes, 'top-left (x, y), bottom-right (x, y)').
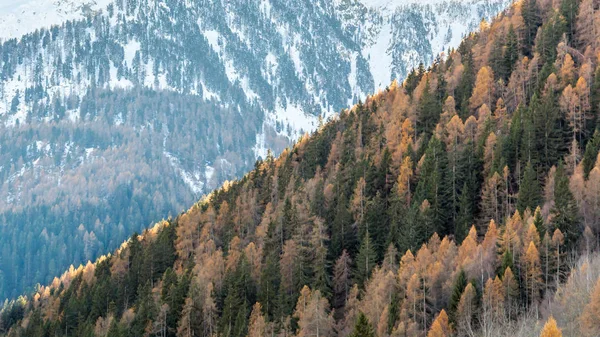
top-left (247, 302), bottom-right (267, 337)
top-left (584, 155), bottom-right (600, 236)
top-left (427, 309), bottom-right (451, 337)
top-left (294, 287), bottom-right (334, 337)
top-left (470, 66), bottom-right (495, 111)
top-left (333, 250), bottom-right (353, 310)
top-left (575, 77), bottom-right (592, 141)
top-left (551, 229), bottom-right (565, 289)
top-left (405, 273), bottom-right (424, 331)
top-left (480, 172), bottom-right (504, 231)
top-left (560, 85), bottom-right (582, 159)
top-left (580, 278), bottom-right (600, 336)
top-left (361, 266), bottom-right (396, 333)
top-left (560, 54), bottom-right (576, 86)
top-left (397, 156), bottom-right (414, 205)
top-left (481, 276), bottom-right (505, 336)
top-left (456, 283), bottom-right (477, 337)
top-left (524, 241), bottom-right (542, 309)
top-left (337, 285), bottom-right (360, 337)
top-left (502, 267), bottom-right (519, 320)
top-left (575, 0), bottom-right (599, 52)
top-left (540, 316), bottom-right (562, 337)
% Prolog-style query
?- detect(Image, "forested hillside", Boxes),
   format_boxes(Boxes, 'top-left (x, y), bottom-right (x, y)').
top-left (0, 0), bottom-right (510, 301)
top-left (2, 0), bottom-right (600, 336)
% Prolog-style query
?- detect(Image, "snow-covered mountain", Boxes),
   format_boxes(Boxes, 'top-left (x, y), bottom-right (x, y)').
top-left (0, 0), bottom-right (511, 300)
top-left (0, 0), bottom-right (113, 40)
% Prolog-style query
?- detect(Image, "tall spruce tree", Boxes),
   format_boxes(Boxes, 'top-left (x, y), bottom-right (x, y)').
top-left (355, 232), bottom-right (377, 286)
top-left (582, 130), bottom-right (600, 179)
top-left (414, 136), bottom-right (450, 235)
top-left (551, 162), bottom-right (582, 250)
top-left (518, 162), bottom-right (542, 214)
top-left (350, 312), bottom-right (376, 337)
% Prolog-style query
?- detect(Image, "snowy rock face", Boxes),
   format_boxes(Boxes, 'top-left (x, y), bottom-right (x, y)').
top-left (337, 0), bottom-right (512, 87)
top-left (0, 0), bottom-right (511, 300)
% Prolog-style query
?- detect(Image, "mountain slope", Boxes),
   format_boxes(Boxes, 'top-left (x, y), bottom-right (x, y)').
top-left (0, 0), bottom-right (112, 41)
top-left (0, 0), bottom-right (512, 300)
top-left (1, 0), bottom-right (599, 335)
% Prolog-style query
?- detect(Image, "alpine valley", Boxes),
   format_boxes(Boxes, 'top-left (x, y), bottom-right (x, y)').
top-left (3, 0), bottom-right (600, 336)
top-left (0, 0), bottom-right (512, 300)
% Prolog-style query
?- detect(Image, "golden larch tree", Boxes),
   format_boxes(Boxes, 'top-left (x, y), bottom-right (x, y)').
top-left (470, 66), bottom-right (495, 111)
top-left (540, 316), bottom-right (562, 337)
top-left (524, 241), bottom-right (543, 307)
top-left (580, 278), bottom-right (600, 336)
top-left (427, 309), bottom-right (451, 337)
top-left (247, 302), bottom-right (267, 337)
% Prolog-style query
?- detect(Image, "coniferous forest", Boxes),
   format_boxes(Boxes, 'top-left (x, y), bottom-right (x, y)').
top-left (3, 0), bottom-right (600, 336)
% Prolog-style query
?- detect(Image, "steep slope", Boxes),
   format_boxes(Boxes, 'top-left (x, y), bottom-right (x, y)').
top-left (0, 0), bottom-right (512, 300)
top-left (0, 0), bottom-right (112, 40)
top-left (2, 0), bottom-right (599, 336)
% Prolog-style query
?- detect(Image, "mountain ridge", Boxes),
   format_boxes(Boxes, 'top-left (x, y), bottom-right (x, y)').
top-left (0, 0), bottom-right (512, 301)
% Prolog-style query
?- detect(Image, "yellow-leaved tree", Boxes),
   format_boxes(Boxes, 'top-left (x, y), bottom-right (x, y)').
top-left (540, 317), bottom-right (562, 337)
top-left (580, 278), bottom-right (600, 336)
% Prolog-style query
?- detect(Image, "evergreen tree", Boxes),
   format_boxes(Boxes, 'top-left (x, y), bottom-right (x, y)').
top-left (365, 192), bottom-right (389, 260)
top-left (220, 256), bottom-right (256, 337)
top-left (349, 312), bottom-right (376, 337)
top-left (258, 253), bottom-right (280, 320)
top-left (582, 130), bottom-right (600, 179)
top-left (536, 12), bottom-right (567, 64)
top-left (331, 192), bottom-right (357, 259)
top-left (414, 136), bottom-right (450, 235)
top-left (455, 183), bottom-right (473, 243)
top-left (559, 0), bottom-right (579, 41)
top-left (417, 79), bottom-right (442, 138)
top-left (355, 232), bottom-right (377, 286)
top-left (503, 25), bottom-right (519, 81)
top-left (517, 162), bottom-right (542, 214)
top-left (551, 162), bottom-right (582, 250)
top-left (522, 0), bottom-right (542, 56)
top-left (448, 269), bottom-right (467, 325)
top-left (533, 206), bottom-right (545, 238)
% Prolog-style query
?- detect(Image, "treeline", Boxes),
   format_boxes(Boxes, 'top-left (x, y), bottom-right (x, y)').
top-left (2, 0), bottom-right (600, 336)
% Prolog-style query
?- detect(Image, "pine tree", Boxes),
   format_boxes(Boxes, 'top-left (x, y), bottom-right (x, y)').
top-left (414, 136), bottom-right (450, 235)
top-left (533, 206), bottom-right (545, 238)
top-left (503, 25), bottom-right (519, 81)
top-left (455, 182), bottom-right (473, 243)
top-left (559, 0), bottom-right (580, 41)
top-left (521, 0), bottom-right (542, 56)
top-left (551, 162), bottom-right (582, 250)
top-left (448, 269), bottom-right (467, 325)
top-left (517, 162), bottom-right (542, 214)
top-left (356, 233), bottom-right (377, 286)
top-left (417, 79), bottom-right (442, 137)
top-left (332, 192), bottom-right (357, 259)
top-left (349, 312), bottom-right (376, 337)
top-left (582, 130), bottom-right (600, 179)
